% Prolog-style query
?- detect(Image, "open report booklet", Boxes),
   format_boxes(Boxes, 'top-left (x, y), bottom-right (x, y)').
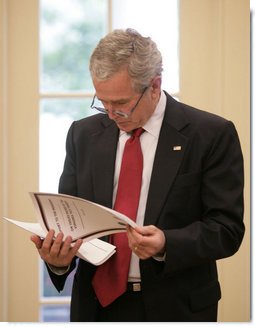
top-left (3, 192), bottom-right (137, 266)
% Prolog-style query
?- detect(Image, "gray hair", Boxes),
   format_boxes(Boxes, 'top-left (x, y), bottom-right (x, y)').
top-left (89, 28), bottom-right (163, 92)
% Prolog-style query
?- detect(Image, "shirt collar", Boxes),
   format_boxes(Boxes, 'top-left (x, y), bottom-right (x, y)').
top-left (143, 90), bottom-right (166, 138)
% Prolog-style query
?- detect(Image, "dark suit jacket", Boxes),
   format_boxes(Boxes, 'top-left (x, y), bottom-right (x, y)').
top-left (48, 92), bottom-right (244, 322)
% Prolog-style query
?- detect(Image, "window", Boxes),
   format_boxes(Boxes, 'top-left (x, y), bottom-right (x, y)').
top-left (39, 0), bottom-right (108, 321)
top-left (39, 0), bottom-right (179, 321)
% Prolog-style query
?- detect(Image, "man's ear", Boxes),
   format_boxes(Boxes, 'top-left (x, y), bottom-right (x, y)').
top-left (151, 76), bottom-right (162, 99)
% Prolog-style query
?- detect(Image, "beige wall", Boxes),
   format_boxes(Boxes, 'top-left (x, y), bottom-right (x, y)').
top-left (179, 0), bottom-right (250, 322)
top-left (0, 0), bottom-right (250, 322)
top-left (0, 0), bottom-right (5, 320)
top-left (0, 0), bottom-right (39, 321)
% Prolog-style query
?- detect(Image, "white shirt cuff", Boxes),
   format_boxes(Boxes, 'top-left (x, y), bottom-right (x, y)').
top-left (47, 263), bottom-right (70, 275)
top-left (153, 252), bottom-right (166, 262)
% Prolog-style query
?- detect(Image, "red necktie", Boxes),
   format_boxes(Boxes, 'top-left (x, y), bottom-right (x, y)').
top-left (92, 128), bottom-right (144, 307)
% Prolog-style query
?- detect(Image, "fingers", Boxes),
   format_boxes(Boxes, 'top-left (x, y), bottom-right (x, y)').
top-left (30, 229), bottom-right (82, 267)
top-left (126, 225), bottom-right (166, 259)
top-left (71, 238), bottom-right (83, 255)
top-left (48, 231), bottom-right (66, 257)
top-left (30, 234), bottom-right (43, 249)
top-left (40, 229), bottom-right (56, 254)
top-left (126, 226), bottom-right (146, 258)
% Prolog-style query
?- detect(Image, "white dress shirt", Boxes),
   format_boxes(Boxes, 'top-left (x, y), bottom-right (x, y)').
top-left (113, 91), bottom-right (167, 281)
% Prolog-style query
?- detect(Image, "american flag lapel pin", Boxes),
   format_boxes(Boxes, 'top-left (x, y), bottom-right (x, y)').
top-left (173, 145), bottom-right (182, 151)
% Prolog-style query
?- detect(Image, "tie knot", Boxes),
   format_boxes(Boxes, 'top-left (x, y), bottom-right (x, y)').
top-left (132, 128), bottom-right (144, 138)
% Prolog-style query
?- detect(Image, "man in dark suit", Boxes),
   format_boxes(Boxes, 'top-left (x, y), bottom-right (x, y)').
top-left (31, 28), bottom-right (244, 322)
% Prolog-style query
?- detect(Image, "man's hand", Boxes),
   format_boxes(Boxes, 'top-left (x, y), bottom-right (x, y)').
top-left (30, 229), bottom-right (83, 268)
top-left (126, 225), bottom-right (166, 259)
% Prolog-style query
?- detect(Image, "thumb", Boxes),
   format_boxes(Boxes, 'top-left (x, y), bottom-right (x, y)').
top-left (30, 234), bottom-right (43, 249)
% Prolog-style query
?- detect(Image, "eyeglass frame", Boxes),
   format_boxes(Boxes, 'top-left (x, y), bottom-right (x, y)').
top-left (90, 86), bottom-right (149, 119)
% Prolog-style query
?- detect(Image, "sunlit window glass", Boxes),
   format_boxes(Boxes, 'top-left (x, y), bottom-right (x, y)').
top-left (40, 98), bottom-right (93, 192)
top-left (40, 304), bottom-right (70, 322)
top-left (40, 0), bottom-right (107, 92)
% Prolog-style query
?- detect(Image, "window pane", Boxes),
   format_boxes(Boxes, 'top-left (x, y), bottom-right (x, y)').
top-left (112, 0), bottom-right (179, 93)
top-left (40, 0), bottom-right (108, 92)
top-left (40, 304), bottom-right (70, 322)
top-left (40, 98), bottom-right (93, 192)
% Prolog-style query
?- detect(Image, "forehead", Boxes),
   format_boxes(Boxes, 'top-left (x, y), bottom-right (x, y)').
top-left (93, 69), bottom-right (136, 100)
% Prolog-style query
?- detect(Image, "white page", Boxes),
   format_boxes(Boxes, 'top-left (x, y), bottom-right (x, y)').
top-left (77, 239), bottom-right (116, 265)
top-left (3, 217), bottom-right (116, 265)
top-left (3, 217), bottom-right (46, 238)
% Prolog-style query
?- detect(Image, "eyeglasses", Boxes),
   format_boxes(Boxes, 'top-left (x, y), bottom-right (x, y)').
top-left (90, 87), bottom-right (148, 118)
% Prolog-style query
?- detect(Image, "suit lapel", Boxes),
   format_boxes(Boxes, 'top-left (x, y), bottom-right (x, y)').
top-left (144, 95), bottom-right (189, 226)
top-left (91, 118), bottom-right (119, 208)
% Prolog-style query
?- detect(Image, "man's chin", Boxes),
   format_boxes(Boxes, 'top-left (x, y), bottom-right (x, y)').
top-left (116, 121), bottom-right (134, 132)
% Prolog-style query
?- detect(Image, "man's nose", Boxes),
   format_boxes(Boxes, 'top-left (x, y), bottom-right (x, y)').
top-left (107, 108), bottom-right (118, 120)
top-left (106, 103), bottom-right (120, 119)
